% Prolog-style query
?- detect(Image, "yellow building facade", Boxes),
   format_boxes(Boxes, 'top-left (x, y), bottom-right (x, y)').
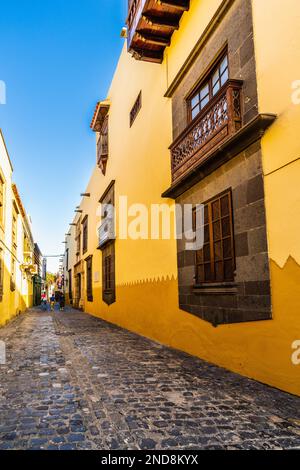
top-left (0, 129), bottom-right (36, 326)
top-left (64, 0), bottom-right (300, 396)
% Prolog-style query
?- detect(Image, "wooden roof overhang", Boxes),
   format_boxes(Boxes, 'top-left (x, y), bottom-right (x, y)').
top-left (90, 100), bottom-right (110, 132)
top-left (127, 0), bottom-right (190, 63)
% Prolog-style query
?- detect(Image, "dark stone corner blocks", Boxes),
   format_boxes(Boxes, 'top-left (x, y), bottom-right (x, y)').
top-left (170, 0), bottom-right (273, 326)
top-left (176, 139), bottom-right (272, 326)
top-left (176, 137), bottom-right (272, 326)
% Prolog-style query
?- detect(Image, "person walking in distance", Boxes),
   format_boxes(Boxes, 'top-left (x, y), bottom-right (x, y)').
top-left (59, 292), bottom-right (65, 311)
top-left (50, 293), bottom-right (55, 311)
top-left (41, 292), bottom-right (48, 311)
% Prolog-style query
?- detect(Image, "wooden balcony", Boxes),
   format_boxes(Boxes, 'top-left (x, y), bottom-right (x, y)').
top-left (91, 101), bottom-right (110, 175)
top-left (127, 0), bottom-right (190, 63)
top-left (170, 80), bottom-right (243, 183)
top-left (97, 133), bottom-right (108, 175)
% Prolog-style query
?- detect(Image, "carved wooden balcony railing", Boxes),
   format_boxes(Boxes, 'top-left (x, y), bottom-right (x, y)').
top-left (97, 134), bottom-right (108, 163)
top-left (90, 100), bottom-right (110, 174)
top-left (97, 132), bottom-right (108, 175)
top-left (127, 0), bottom-right (190, 63)
top-left (170, 80), bottom-right (243, 183)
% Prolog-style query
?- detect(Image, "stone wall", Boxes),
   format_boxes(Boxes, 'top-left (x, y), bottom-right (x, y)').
top-left (172, 0), bottom-right (258, 140)
top-left (177, 141), bottom-right (272, 325)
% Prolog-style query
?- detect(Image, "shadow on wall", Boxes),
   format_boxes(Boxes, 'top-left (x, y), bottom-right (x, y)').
top-left (76, 257), bottom-right (300, 396)
top-left (0, 261), bottom-right (33, 327)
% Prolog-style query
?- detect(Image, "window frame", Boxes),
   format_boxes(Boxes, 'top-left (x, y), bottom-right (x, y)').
top-left (12, 205), bottom-right (18, 250)
top-left (187, 51), bottom-right (229, 123)
top-left (130, 91), bottom-right (142, 127)
top-left (75, 219), bottom-right (81, 256)
top-left (86, 256), bottom-right (93, 302)
top-left (82, 216), bottom-right (88, 255)
top-left (104, 255), bottom-right (112, 292)
top-left (194, 189), bottom-right (236, 285)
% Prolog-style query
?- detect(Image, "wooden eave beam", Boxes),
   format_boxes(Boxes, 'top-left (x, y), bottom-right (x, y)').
top-left (131, 47), bottom-right (164, 63)
top-left (142, 13), bottom-right (179, 29)
top-left (158, 0), bottom-right (190, 12)
top-left (136, 32), bottom-right (170, 46)
top-left (90, 101), bottom-right (110, 132)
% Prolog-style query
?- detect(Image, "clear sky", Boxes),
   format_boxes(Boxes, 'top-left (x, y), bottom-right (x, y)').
top-left (0, 0), bottom-right (126, 272)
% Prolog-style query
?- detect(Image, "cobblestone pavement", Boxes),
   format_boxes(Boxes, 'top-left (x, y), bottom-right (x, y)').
top-left (0, 308), bottom-right (300, 450)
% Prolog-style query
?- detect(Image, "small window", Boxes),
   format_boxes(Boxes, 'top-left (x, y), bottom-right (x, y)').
top-left (76, 220), bottom-right (81, 256)
top-left (130, 91), bottom-right (142, 127)
top-left (82, 216), bottom-right (88, 254)
top-left (86, 256), bottom-right (93, 302)
top-left (104, 255), bottom-right (112, 291)
top-left (194, 189), bottom-right (235, 284)
top-left (12, 204), bottom-right (18, 249)
top-left (189, 53), bottom-right (229, 121)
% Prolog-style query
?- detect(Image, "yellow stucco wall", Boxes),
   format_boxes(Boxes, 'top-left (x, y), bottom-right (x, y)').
top-left (65, 0), bottom-right (300, 396)
top-left (0, 130), bottom-right (34, 326)
top-left (252, 0), bottom-right (300, 266)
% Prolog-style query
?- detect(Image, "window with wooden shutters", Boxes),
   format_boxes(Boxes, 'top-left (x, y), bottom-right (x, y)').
top-left (76, 220), bottom-right (81, 256)
top-left (82, 216), bottom-right (88, 255)
top-left (100, 181), bottom-right (116, 306)
top-left (130, 91), bottom-right (142, 127)
top-left (104, 255), bottom-right (112, 291)
top-left (12, 213), bottom-right (17, 249)
top-left (86, 256), bottom-right (93, 302)
top-left (195, 190), bottom-right (235, 284)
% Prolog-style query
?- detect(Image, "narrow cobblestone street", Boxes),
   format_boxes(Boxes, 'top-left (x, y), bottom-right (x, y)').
top-left (0, 308), bottom-right (299, 450)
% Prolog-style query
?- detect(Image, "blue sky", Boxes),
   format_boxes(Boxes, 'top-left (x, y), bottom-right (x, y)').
top-left (0, 0), bottom-right (126, 272)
